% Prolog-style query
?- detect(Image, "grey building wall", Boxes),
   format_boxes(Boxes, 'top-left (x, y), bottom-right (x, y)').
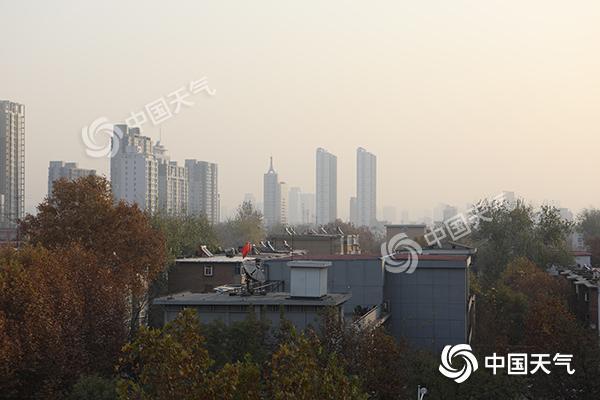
top-left (264, 258), bottom-right (384, 315)
top-left (265, 256), bottom-right (470, 352)
top-left (384, 260), bottom-right (469, 352)
top-left (163, 305), bottom-right (326, 331)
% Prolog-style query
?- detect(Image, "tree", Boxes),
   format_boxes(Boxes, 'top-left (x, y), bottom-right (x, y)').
top-left (117, 309), bottom-right (258, 400)
top-left (577, 208), bottom-right (600, 264)
top-left (0, 245), bottom-right (128, 398)
top-left (268, 332), bottom-right (366, 400)
top-left (470, 202), bottom-right (572, 286)
top-left (69, 375), bottom-right (117, 400)
top-left (151, 212), bottom-right (218, 262)
top-left (217, 201), bottom-right (265, 248)
top-left (20, 176), bottom-right (167, 331)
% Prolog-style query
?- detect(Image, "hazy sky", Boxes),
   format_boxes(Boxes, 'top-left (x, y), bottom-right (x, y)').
top-left (1, 0), bottom-right (599, 219)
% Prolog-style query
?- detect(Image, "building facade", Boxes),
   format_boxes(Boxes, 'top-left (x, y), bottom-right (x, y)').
top-left (154, 142), bottom-right (188, 215)
top-left (186, 159), bottom-right (219, 223)
top-left (288, 187), bottom-right (302, 225)
top-left (48, 161), bottom-right (96, 195)
top-left (110, 124), bottom-right (159, 213)
top-left (0, 100), bottom-right (25, 228)
top-left (316, 148), bottom-right (337, 225)
top-left (263, 157), bottom-right (282, 228)
top-left (356, 147), bottom-right (376, 227)
top-left (300, 193), bottom-right (315, 225)
top-left (265, 253), bottom-right (472, 352)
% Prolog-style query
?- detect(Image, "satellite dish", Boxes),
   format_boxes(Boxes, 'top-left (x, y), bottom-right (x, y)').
top-left (242, 260), bottom-right (265, 283)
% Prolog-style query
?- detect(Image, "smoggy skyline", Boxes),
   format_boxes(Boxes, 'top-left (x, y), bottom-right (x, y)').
top-left (2, 1), bottom-right (599, 218)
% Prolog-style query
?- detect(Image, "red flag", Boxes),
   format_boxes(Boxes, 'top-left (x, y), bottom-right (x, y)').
top-left (241, 242), bottom-right (252, 258)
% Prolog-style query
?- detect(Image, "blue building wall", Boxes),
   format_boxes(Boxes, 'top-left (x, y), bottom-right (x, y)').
top-left (264, 256), bottom-right (470, 352)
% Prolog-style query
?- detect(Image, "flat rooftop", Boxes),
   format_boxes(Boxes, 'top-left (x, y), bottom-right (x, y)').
top-left (154, 291), bottom-right (351, 306)
top-left (176, 256), bottom-right (251, 263)
top-left (270, 253), bottom-right (471, 262)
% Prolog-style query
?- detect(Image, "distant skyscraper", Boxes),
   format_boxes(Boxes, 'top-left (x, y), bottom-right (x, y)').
top-left (300, 193), bottom-right (316, 225)
top-left (263, 157), bottom-right (281, 227)
top-left (0, 100), bottom-right (25, 228)
top-left (48, 161), bottom-right (96, 195)
top-left (316, 148), bottom-right (337, 225)
top-left (279, 181), bottom-right (288, 225)
top-left (186, 159), bottom-right (219, 224)
top-left (154, 142), bottom-right (188, 215)
top-left (356, 147), bottom-right (376, 227)
top-left (110, 124), bottom-right (159, 213)
top-left (288, 187), bottom-right (302, 225)
top-left (349, 197), bottom-right (358, 225)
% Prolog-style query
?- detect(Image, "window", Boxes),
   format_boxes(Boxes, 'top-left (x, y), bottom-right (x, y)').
top-left (204, 265), bottom-right (213, 277)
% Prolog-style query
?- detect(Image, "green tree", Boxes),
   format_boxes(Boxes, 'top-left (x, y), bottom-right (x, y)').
top-left (268, 333), bottom-right (366, 400)
top-left (471, 202), bottom-right (572, 285)
top-left (577, 208), bottom-right (600, 264)
top-left (69, 375), bottom-right (117, 400)
top-left (151, 212), bottom-right (218, 262)
top-left (117, 309), bottom-right (250, 400)
top-left (217, 201), bottom-right (265, 248)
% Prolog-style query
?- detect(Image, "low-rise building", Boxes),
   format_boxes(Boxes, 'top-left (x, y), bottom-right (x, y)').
top-left (551, 265), bottom-right (599, 335)
top-left (155, 261), bottom-right (350, 330)
top-left (168, 256), bottom-right (246, 294)
top-left (264, 253), bottom-right (472, 352)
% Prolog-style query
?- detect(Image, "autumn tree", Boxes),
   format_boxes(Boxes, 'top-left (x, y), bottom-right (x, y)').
top-left (0, 245), bottom-right (128, 398)
top-left (268, 332), bottom-right (366, 400)
top-left (20, 175), bottom-right (167, 331)
top-left (117, 309), bottom-right (260, 400)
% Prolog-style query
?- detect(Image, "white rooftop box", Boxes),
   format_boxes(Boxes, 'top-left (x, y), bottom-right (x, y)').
top-left (288, 261), bottom-right (330, 298)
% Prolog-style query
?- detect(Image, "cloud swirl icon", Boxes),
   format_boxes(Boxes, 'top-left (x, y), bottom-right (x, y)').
top-left (380, 233), bottom-right (422, 274)
top-left (439, 344), bottom-right (478, 383)
top-left (81, 117), bottom-right (123, 158)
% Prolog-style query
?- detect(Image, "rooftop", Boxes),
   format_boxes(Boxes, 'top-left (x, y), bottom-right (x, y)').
top-left (269, 253), bottom-right (471, 262)
top-left (154, 291), bottom-right (351, 306)
top-left (176, 256), bottom-right (252, 263)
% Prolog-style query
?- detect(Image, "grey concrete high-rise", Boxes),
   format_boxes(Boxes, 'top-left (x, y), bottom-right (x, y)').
top-left (186, 159), bottom-right (219, 224)
top-left (154, 142), bottom-right (188, 215)
top-left (316, 148), bottom-right (337, 225)
top-left (288, 187), bottom-right (302, 225)
top-left (0, 101), bottom-right (25, 229)
top-left (300, 193), bottom-right (315, 225)
top-left (48, 161), bottom-right (96, 195)
top-left (110, 124), bottom-right (159, 213)
top-left (356, 147), bottom-right (376, 227)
